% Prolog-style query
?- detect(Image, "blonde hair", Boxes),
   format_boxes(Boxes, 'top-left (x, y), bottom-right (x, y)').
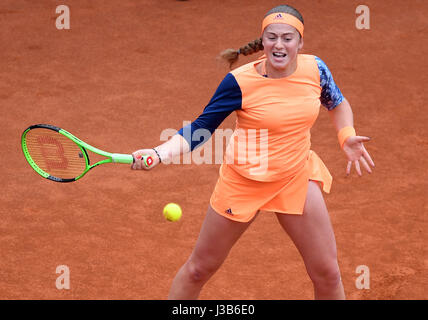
top-left (219, 4), bottom-right (304, 69)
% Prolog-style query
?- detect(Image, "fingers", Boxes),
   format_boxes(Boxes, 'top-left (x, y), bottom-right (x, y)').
top-left (343, 136), bottom-right (371, 152)
top-left (131, 149), bottom-right (159, 170)
top-left (355, 159), bottom-right (362, 176)
top-left (346, 161), bottom-right (352, 176)
top-left (345, 159), bottom-right (363, 177)
top-left (344, 136), bottom-right (375, 177)
top-left (346, 154), bottom-right (375, 176)
top-left (359, 156), bottom-right (371, 174)
top-left (131, 153), bottom-right (142, 170)
top-left (357, 135), bottom-right (371, 142)
top-left (131, 152), bottom-right (149, 170)
top-left (362, 145), bottom-right (375, 167)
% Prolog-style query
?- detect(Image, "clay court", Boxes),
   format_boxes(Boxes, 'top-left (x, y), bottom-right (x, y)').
top-left (1, 0), bottom-right (427, 299)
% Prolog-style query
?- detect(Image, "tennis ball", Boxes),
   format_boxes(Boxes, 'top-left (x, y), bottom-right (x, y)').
top-left (163, 203), bottom-right (182, 222)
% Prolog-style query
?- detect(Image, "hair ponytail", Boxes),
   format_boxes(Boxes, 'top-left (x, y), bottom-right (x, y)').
top-left (219, 38), bottom-right (263, 69)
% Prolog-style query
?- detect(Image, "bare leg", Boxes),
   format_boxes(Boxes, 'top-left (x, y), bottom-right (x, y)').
top-left (168, 205), bottom-right (256, 299)
top-left (276, 180), bottom-right (345, 299)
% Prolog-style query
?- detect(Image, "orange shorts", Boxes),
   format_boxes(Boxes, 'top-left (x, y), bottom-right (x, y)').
top-left (210, 150), bottom-right (332, 222)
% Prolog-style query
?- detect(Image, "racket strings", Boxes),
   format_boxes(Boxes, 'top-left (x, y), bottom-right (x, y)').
top-left (25, 128), bottom-right (87, 179)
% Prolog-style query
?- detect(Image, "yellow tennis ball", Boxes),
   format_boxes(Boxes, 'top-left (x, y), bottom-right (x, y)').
top-left (163, 203), bottom-right (182, 222)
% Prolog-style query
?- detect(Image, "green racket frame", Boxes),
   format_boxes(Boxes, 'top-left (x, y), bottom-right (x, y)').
top-left (21, 124), bottom-right (144, 182)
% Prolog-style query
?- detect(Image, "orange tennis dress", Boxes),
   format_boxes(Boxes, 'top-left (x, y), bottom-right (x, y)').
top-left (178, 54), bottom-right (344, 222)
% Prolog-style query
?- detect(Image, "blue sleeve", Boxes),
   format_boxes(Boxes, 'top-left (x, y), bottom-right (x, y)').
top-left (177, 73), bottom-right (242, 151)
top-left (315, 56), bottom-right (344, 111)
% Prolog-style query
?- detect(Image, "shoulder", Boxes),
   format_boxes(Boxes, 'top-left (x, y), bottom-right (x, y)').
top-left (312, 56), bottom-right (333, 75)
top-left (230, 55), bottom-right (265, 77)
top-left (297, 54), bottom-right (321, 74)
top-left (215, 72), bottom-right (241, 93)
top-left (295, 54), bottom-right (322, 82)
top-left (313, 55), bottom-right (326, 68)
top-left (296, 54), bottom-right (322, 66)
top-left (312, 56), bottom-right (335, 86)
top-left (298, 54), bottom-right (317, 62)
top-left (210, 72), bottom-right (242, 102)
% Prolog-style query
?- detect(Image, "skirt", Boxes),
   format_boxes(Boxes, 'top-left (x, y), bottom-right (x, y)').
top-left (210, 150), bottom-right (332, 222)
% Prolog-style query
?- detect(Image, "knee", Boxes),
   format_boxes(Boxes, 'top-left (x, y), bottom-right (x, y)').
top-left (308, 260), bottom-right (342, 289)
top-left (185, 257), bottom-right (222, 283)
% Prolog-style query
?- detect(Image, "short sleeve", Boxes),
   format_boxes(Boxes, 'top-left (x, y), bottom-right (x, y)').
top-left (315, 56), bottom-right (344, 111)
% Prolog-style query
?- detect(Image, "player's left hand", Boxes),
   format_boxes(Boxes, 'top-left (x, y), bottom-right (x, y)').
top-left (342, 136), bottom-right (375, 176)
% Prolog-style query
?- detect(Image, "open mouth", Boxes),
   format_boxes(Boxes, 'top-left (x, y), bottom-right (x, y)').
top-left (272, 52), bottom-right (287, 58)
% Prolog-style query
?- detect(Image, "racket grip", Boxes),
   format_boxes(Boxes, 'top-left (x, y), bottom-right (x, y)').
top-left (112, 153), bottom-right (134, 164)
top-left (132, 154), bottom-right (154, 167)
top-left (137, 155), bottom-right (154, 167)
top-left (113, 153), bottom-right (152, 167)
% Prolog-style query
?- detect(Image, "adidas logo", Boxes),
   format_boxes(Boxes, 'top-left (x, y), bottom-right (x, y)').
top-left (274, 13), bottom-right (284, 20)
top-left (225, 208), bottom-right (233, 215)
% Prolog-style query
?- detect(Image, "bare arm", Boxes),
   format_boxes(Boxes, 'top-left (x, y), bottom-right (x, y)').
top-left (327, 97), bottom-right (354, 132)
top-left (328, 97), bottom-right (375, 176)
top-left (131, 134), bottom-right (190, 170)
top-left (155, 134), bottom-right (191, 163)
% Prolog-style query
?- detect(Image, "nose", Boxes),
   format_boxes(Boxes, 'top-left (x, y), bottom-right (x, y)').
top-left (273, 38), bottom-right (285, 49)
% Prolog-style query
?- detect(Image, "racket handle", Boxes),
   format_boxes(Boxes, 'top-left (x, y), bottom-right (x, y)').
top-left (142, 155), bottom-right (154, 167)
top-left (113, 153), bottom-right (153, 167)
top-left (112, 153), bottom-right (134, 164)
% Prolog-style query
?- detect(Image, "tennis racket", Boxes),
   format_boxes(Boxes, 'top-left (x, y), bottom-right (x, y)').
top-left (21, 124), bottom-right (153, 182)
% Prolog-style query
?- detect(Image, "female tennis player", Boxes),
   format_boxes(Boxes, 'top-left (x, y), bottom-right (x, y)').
top-left (132, 4), bottom-right (375, 299)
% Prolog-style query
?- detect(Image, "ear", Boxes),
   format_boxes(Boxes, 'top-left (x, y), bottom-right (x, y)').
top-left (298, 37), bottom-right (304, 50)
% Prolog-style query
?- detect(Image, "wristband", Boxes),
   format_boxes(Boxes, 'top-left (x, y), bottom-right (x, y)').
top-left (338, 126), bottom-right (356, 149)
top-left (153, 148), bottom-right (162, 163)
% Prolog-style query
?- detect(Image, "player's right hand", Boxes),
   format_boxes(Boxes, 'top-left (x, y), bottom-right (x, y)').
top-left (131, 148), bottom-right (160, 170)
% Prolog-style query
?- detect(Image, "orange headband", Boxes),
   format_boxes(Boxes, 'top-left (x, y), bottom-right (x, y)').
top-left (262, 12), bottom-right (304, 37)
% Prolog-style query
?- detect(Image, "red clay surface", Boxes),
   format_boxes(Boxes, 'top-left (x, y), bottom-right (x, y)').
top-left (1, 0), bottom-right (427, 299)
